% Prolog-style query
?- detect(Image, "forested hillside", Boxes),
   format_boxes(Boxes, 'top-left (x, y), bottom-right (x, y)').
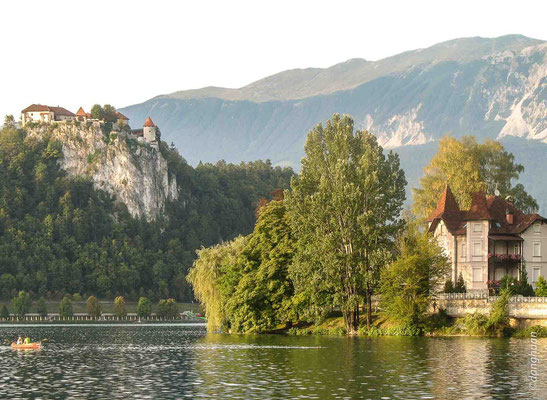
top-left (0, 122), bottom-right (293, 301)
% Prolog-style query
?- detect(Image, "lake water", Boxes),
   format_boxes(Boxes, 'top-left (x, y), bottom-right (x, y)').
top-left (0, 324), bottom-right (545, 399)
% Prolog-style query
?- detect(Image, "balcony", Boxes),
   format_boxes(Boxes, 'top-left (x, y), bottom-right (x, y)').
top-left (487, 253), bottom-right (522, 264)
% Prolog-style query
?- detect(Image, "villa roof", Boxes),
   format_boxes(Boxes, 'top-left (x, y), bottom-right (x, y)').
top-left (143, 117), bottom-right (155, 127)
top-left (116, 111), bottom-right (129, 120)
top-left (428, 185), bottom-right (546, 235)
top-left (22, 104), bottom-right (74, 117)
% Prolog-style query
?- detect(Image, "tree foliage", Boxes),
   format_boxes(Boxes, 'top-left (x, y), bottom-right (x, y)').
top-left (157, 298), bottom-right (179, 319)
top-left (37, 297), bottom-right (48, 317)
top-left (114, 296), bottom-right (127, 317)
top-left (86, 295), bottom-right (101, 319)
top-left (137, 296), bottom-right (151, 318)
top-left (535, 276), bottom-right (547, 297)
top-left (11, 290), bottom-right (31, 318)
top-left (413, 136), bottom-right (537, 219)
top-left (0, 304), bottom-right (9, 320)
top-left (59, 295), bottom-right (73, 318)
top-left (0, 123), bottom-right (292, 302)
top-left (285, 114), bottom-right (406, 333)
top-left (380, 223), bottom-right (449, 330)
top-left (187, 236), bottom-right (247, 331)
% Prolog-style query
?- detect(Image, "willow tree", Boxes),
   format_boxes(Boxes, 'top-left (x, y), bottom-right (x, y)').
top-left (413, 136), bottom-right (537, 219)
top-left (187, 236), bottom-right (247, 331)
top-left (286, 114), bottom-right (406, 333)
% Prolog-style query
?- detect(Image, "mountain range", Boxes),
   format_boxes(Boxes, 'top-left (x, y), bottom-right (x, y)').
top-left (120, 34), bottom-right (547, 212)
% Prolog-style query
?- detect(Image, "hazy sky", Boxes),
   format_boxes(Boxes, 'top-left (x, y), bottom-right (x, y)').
top-left (1, 0), bottom-right (545, 119)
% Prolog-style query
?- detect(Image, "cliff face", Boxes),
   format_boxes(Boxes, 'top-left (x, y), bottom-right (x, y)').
top-left (26, 122), bottom-right (177, 220)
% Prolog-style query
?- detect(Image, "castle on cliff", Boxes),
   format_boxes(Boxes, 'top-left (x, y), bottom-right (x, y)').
top-left (20, 104), bottom-right (158, 147)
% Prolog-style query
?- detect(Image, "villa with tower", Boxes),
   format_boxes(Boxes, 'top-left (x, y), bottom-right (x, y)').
top-left (428, 185), bottom-right (547, 292)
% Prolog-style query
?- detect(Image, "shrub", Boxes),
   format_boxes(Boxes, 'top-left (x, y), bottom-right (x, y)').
top-left (137, 297), bottom-right (151, 318)
top-left (462, 312), bottom-right (489, 335)
top-left (1, 305), bottom-right (9, 320)
top-left (444, 279), bottom-right (454, 293)
top-left (486, 289), bottom-right (511, 336)
top-left (86, 296), bottom-right (102, 319)
top-left (512, 326), bottom-right (547, 338)
top-left (12, 291), bottom-right (31, 319)
top-left (454, 272), bottom-right (466, 293)
top-left (59, 296), bottom-right (73, 319)
top-left (114, 296), bottom-right (127, 318)
top-left (535, 276), bottom-right (547, 297)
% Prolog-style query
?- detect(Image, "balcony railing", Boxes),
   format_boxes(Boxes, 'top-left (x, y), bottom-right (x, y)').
top-left (487, 253), bottom-right (522, 263)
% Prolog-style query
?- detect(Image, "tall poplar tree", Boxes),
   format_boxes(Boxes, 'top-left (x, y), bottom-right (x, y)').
top-left (286, 114), bottom-right (406, 333)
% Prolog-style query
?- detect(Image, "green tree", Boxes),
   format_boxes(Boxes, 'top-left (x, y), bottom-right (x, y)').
top-left (454, 272), bottom-right (467, 293)
top-left (114, 296), bottom-right (127, 318)
top-left (157, 298), bottom-right (179, 319)
top-left (380, 224), bottom-right (450, 330)
top-left (517, 268), bottom-right (535, 296)
top-left (136, 297), bottom-right (151, 318)
top-left (535, 276), bottom-right (547, 297)
top-left (11, 290), bottom-right (32, 319)
top-left (90, 104), bottom-right (104, 120)
top-left (224, 200), bottom-right (297, 333)
top-left (102, 104), bottom-right (118, 123)
top-left (187, 236), bottom-right (248, 331)
top-left (413, 136), bottom-right (537, 219)
top-left (3, 115), bottom-right (15, 129)
top-left (285, 114), bottom-right (406, 333)
top-left (59, 296), bottom-right (73, 319)
top-left (1, 305), bottom-right (9, 320)
top-left (86, 295), bottom-right (102, 319)
top-left (37, 297), bottom-right (48, 318)
top-left (486, 288), bottom-right (511, 336)
top-left (444, 279), bottom-right (454, 293)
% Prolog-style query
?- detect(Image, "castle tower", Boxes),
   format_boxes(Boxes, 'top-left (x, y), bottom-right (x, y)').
top-left (143, 117), bottom-right (157, 143)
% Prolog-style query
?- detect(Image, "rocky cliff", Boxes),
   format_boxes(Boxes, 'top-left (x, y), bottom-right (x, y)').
top-left (26, 122), bottom-right (178, 220)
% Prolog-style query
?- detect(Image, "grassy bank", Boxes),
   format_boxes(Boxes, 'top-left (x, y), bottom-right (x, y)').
top-left (283, 312), bottom-right (547, 338)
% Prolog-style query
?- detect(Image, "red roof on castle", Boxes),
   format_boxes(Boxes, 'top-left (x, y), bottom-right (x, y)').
top-left (22, 104), bottom-right (75, 117)
top-left (143, 117), bottom-right (155, 127)
top-left (428, 184), bottom-right (546, 235)
top-left (116, 111), bottom-right (129, 121)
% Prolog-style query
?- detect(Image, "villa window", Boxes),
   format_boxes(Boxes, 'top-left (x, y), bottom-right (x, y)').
top-left (461, 243), bottom-right (466, 259)
top-left (439, 224), bottom-right (445, 235)
top-left (533, 223), bottom-right (541, 233)
top-left (472, 268), bottom-right (482, 282)
top-left (513, 243), bottom-right (519, 254)
top-left (473, 223), bottom-right (482, 233)
top-left (532, 267), bottom-right (541, 283)
top-left (533, 242), bottom-right (541, 257)
top-left (473, 242), bottom-right (482, 257)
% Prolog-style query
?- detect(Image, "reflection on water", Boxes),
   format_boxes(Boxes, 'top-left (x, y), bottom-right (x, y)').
top-left (0, 324), bottom-right (545, 399)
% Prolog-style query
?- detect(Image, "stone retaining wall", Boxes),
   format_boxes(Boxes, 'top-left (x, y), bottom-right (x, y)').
top-left (435, 293), bottom-right (547, 327)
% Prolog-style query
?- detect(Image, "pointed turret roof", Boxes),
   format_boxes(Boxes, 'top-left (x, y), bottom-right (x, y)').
top-left (428, 184), bottom-right (460, 221)
top-left (76, 107), bottom-right (87, 116)
top-left (143, 117), bottom-right (155, 127)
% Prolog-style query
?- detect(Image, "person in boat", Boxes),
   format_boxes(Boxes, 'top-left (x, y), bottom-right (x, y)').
top-left (16, 336), bottom-right (23, 345)
top-left (24, 337), bottom-right (30, 344)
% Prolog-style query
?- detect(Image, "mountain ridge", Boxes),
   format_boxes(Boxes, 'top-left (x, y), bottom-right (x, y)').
top-left (120, 34), bottom-right (547, 212)
top-left (157, 34), bottom-right (544, 103)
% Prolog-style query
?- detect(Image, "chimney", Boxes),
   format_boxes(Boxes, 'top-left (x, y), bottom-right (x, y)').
top-left (506, 209), bottom-right (514, 225)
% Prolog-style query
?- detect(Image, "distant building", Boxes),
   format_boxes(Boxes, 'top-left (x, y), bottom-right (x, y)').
top-left (75, 107), bottom-right (92, 122)
top-left (428, 184), bottom-right (547, 291)
top-left (115, 111), bottom-right (130, 126)
top-left (131, 117), bottom-right (158, 146)
top-left (21, 104), bottom-right (75, 126)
